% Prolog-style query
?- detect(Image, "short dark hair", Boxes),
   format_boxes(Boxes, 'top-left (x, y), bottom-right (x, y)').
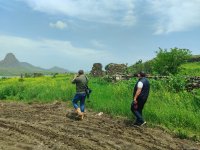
top-left (78, 70), bottom-right (84, 75)
top-left (139, 71), bottom-right (146, 77)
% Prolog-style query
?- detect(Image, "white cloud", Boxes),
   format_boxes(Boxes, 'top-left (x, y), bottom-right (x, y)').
top-left (146, 0), bottom-right (200, 34)
top-left (0, 35), bottom-right (116, 70)
top-left (49, 20), bottom-right (67, 30)
top-left (90, 40), bottom-right (105, 49)
top-left (122, 10), bottom-right (136, 26)
top-left (19, 0), bottom-right (137, 26)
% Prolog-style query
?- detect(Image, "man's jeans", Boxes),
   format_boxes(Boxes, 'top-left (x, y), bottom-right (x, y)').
top-left (72, 93), bottom-right (86, 112)
top-left (131, 98), bottom-right (147, 124)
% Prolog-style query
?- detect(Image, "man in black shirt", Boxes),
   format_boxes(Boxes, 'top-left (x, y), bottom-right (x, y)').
top-left (131, 71), bottom-right (150, 126)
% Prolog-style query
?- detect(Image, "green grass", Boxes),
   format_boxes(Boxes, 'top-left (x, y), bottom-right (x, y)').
top-left (0, 74), bottom-right (75, 102)
top-left (87, 78), bottom-right (134, 117)
top-left (146, 90), bottom-right (200, 140)
top-left (180, 62), bottom-right (200, 76)
top-left (0, 74), bottom-right (199, 140)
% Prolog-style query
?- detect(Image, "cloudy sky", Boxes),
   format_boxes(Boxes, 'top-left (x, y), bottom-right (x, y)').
top-left (0, 0), bottom-right (200, 72)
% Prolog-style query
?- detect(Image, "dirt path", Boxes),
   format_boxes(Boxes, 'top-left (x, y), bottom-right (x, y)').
top-left (0, 101), bottom-right (199, 150)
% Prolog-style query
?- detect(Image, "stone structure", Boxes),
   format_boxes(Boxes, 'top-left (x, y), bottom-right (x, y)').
top-left (186, 76), bottom-right (200, 91)
top-left (90, 63), bottom-right (103, 77)
top-left (187, 55), bottom-right (200, 62)
top-left (105, 63), bottom-right (128, 76)
top-left (108, 74), bottom-right (200, 91)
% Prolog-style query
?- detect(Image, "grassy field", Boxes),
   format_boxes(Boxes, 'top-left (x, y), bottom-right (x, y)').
top-left (0, 74), bottom-right (199, 140)
top-left (180, 62), bottom-right (200, 76)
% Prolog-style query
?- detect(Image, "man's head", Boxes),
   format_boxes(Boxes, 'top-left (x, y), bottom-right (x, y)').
top-left (138, 71), bottom-right (146, 78)
top-left (78, 70), bottom-right (84, 75)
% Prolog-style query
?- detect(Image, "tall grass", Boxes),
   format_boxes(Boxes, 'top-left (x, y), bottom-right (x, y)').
top-left (146, 90), bottom-right (200, 139)
top-left (87, 78), bottom-right (134, 117)
top-left (180, 62), bottom-right (200, 76)
top-left (0, 74), bottom-right (75, 102)
top-left (0, 74), bottom-right (199, 140)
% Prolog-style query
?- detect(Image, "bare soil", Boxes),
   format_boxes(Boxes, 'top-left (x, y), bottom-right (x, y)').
top-left (0, 101), bottom-right (199, 150)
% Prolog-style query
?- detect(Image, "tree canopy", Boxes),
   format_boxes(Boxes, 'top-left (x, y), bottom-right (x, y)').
top-left (153, 47), bottom-right (192, 75)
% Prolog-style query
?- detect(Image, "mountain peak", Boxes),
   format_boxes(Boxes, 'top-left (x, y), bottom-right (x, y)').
top-left (0, 53), bottom-right (70, 75)
top-left (3, 53), bottom-right (19, 63)
top-left (48, 66), bottom-right (69, 73)
top-left (1, 53), bottom-right (20, 67)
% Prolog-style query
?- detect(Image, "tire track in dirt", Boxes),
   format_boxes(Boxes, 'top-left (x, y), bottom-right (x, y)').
top-left (0, 101), bottom-right (199, 150)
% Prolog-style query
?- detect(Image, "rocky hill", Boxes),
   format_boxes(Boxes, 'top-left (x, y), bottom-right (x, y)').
top-left (0, 53), bottom-right (69, 76)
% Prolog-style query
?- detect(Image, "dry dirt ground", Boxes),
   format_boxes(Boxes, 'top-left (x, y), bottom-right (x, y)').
top-left (0, 101), bottom-right (199, 150)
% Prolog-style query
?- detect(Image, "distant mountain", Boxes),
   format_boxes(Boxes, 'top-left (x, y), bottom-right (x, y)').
top-left (0, 53), bottom-right (20, 67)
top-left (0, 53), bottom-right (69, 76)
top-left (48, 66), bottom-right (68, 73)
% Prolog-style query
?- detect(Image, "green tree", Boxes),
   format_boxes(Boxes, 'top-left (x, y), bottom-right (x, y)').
top-left (143, 60), bottom-right (154, 74)
top-left (153, 47), bottom-right (191, 75)
top-left (128, 59), bottom-right (154, 75)
top-left (128, 59), bottom-right (144, 74)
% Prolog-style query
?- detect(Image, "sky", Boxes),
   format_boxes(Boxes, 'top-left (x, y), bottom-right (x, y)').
top-left (0, 0), bottom-right (200, 72)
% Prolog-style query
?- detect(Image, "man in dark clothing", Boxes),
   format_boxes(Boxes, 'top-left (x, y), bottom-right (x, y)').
top-left (72, 70), bottom-right (88, 120)
top-left (131, 71), bottom-right (150, 126)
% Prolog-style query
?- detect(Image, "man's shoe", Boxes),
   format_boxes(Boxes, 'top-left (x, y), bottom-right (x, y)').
top-left (76, 108), bottom-right (82, 116)
top-left (80, 113), bottom-right (84, 120)
top-left (140, 121), bottom-right (147, 126)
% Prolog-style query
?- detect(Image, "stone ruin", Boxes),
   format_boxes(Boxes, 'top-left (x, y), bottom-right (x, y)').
top-left (147, 76), bottom-right (200, 91)
top-left (90, 63), bottom-right (129, 80)
top-left (90, 63), bottom-right (104, 77)
top-left (90, 62), bottom-right (200, 90)
top-left (187, 55), bottom-right (200, 62)
top-left (186, 76), bottom-right (200, 91)
top-left (105, 63), bottom-right (128, 76)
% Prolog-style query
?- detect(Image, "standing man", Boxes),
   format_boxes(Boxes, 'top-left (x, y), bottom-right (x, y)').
top-left (131, 71), bottom-right (150, 126)
top-left (72, 70), bottom-right (88, 120)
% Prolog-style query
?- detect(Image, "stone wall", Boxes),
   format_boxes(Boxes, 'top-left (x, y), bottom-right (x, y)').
top-left (186, 76), bottom-right (200, 91)
top-left (105, 63), bottom-right (128, 76)
top-left (187, 55), bottom-right (200, 62)
top-left (109, 74), bottom-right (200, 90)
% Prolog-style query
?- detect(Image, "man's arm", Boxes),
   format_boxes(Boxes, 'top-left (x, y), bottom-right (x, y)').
top-left (133, 88), bottom-right (142, 103)
top-left (133, 81), bottom-right (143, 103)
top-left (72, 74), bottom-right (78, 84)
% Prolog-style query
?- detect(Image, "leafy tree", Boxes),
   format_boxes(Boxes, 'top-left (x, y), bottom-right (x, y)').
top-left (128, 59), bottom-right (154, 75)
top-left (143, 60), bottom-right (154, 74)
top-left (128, 59), bottom-right (144, 74)
top-left (153, 47), bottom-right (192, 75)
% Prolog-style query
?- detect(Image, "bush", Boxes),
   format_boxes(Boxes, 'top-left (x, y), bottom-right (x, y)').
top-left (163, 75), bottom-right (187, 92)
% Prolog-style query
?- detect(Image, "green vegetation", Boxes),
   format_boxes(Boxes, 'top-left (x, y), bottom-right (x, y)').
top-left (153, 47), bottom-right (191, 75)
top-left (0, 74), bottom-right (199, 141)
top-left (128, 47), bottom-right (192, 75)
top-left (128, 59), bottom-right (154, 75)
top-left (180, 62), bottom-right (200, 76)
top-left (0, 74), bottom-right (74, 102)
